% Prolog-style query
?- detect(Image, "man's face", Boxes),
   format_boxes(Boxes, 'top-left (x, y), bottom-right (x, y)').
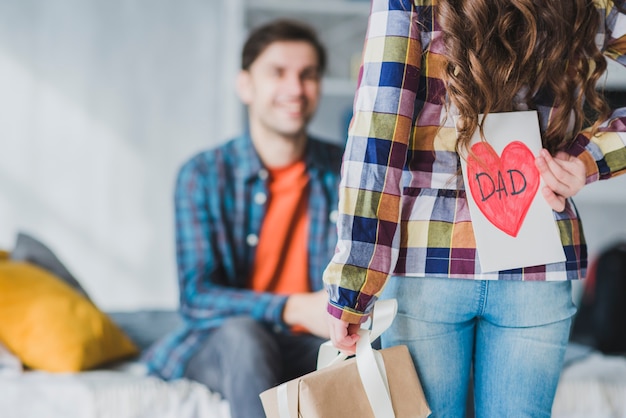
top-left (238, 41), bottom-right (321, 141)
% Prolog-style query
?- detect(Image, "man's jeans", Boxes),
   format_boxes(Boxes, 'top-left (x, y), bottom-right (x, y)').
top-left (184, 317), bottom-right (325, 418)
top-left (380, 276), bottom-right (577, 418)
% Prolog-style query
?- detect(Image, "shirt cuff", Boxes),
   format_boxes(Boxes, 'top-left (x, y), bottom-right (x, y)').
top-left (327, 302), bottom-right (371, 324)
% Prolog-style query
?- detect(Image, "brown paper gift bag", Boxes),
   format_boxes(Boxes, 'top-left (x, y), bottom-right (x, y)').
top-left (260, 300), bottom-right (431, 418)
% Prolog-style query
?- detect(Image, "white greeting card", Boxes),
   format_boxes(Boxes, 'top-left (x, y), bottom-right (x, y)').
top-left (457, 111), bottom-right (566, 273)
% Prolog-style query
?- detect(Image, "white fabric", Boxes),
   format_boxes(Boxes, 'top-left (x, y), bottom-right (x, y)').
top-left (0, 361), bottom-right (231, 418)
top-left (552, 353), bottom-right (626, 418)
top-left (0, 341), bottom-right (22, 377)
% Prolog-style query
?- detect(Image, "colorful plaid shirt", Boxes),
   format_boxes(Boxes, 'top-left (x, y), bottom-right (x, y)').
top-left (143, 134), bottom-right (343, 379)
top-left (324, 0), bottom-right (626, 324)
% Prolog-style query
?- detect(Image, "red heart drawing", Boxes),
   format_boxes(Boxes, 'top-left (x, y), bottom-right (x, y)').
top-left (466, 141), bottom-right (540, 237)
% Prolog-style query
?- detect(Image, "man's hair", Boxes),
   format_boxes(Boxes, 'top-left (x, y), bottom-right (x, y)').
top-left (241, 19), bottom-right (327, 74)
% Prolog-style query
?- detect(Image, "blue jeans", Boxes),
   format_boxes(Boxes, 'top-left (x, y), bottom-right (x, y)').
top-left (380, 277), bottom-right (577, 418)
top-left (184, 317), bottom-right (325, 418)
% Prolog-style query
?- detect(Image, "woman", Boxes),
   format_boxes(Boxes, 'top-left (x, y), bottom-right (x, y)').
top-left (323, 1), bottom-right (626, 416)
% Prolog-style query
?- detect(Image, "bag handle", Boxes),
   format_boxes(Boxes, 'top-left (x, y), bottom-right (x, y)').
top-left (317, 299), bottom-right (398, 418)
top-left (275, 299), bottom-right (398, 418)
top-left (317, 298), bottom-right (397, 368)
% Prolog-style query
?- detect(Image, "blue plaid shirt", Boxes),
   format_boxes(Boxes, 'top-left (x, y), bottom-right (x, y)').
top-left (143, 133), bottom-right (343, 380)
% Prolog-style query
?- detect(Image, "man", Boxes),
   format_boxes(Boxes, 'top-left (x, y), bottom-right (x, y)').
top-left (143, 19), bottom-right (343, 418)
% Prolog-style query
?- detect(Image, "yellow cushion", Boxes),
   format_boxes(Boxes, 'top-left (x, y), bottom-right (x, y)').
top-left (0, 261), bottom-right (139, 372)
top-left (0, 250), bottom-right (9, 260)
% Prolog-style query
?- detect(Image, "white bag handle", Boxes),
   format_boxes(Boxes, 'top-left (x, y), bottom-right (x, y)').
top-left (317, 298), bottom-right (397, 369)
top-left (355, 327), bottom-right (395, 418)
top-left (275, 299), bottom-right (398, 418)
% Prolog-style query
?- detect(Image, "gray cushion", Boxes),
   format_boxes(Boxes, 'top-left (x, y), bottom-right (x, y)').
top-left (10, 231), bottom-right (91, 301)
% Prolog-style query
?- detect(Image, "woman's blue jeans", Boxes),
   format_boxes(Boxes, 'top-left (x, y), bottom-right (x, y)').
top-left (380, 276), bottom-right (577, 418)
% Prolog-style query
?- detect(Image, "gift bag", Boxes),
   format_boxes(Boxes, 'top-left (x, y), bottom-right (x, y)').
top-left (260, 299), bottom-right (431, 418)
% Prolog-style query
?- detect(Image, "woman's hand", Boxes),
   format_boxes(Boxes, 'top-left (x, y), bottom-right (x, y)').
top-left (535, 149), bottom-right (586, 212)
top-left (326, 313), bottom-right (362, 355)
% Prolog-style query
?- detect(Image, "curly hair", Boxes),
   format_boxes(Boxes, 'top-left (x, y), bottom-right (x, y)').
top-left (439, 0), bottom-right (610, 154)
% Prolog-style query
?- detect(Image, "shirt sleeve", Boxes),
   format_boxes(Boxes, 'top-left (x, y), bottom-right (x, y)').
top-left (323, 0), bottom-right (422, 324)
top-left (175, 158), bottom-right (289, 330)
top-left (567, 1), bottom-right (626, 182)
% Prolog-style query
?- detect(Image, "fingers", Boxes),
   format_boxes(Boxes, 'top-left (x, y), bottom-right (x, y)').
top-left (535, 149), bottom-right (586, 211)
top-left (535, 150), bottom-right (570, 196)
top-left (327, 315), bottom-right (360, 355)
top-left (541, 185), bottom-right (566, 212)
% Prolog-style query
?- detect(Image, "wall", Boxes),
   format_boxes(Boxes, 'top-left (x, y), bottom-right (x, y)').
top-left (0, 0), bottom-right (233, 310)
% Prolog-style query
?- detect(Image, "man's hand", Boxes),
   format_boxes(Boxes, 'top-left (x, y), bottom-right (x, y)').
top-left (283, 290), bottom-right (331, 338)
top-left (535, 149), bottom-right (586, 212)
top-left (326, 314), bottom-right (361, 355)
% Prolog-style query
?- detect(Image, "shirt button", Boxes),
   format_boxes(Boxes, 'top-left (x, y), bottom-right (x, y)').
top-left (246, 233), bottom-right (259, 246)
top-left (329, 210), bottom-right (338, 223)
top-left (258, 169), bottom-right (268, 180)
top-left (254, 192), bottom-right (267, 205)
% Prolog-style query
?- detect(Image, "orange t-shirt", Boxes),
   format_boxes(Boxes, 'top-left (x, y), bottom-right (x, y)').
top-left (250, 160), bottom-right (310, 295)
